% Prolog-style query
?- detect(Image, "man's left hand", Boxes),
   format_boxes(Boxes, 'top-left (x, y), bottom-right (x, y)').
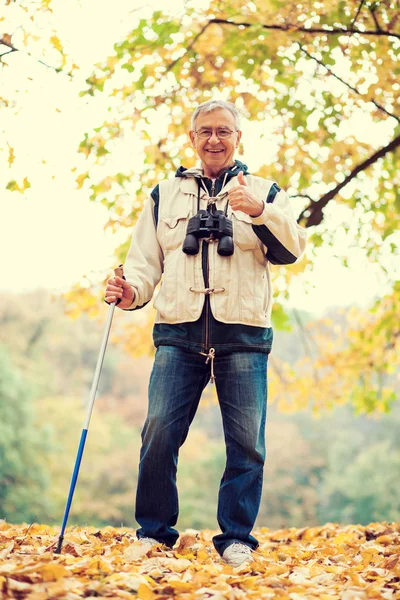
top-left (228, 171), bottom-right (264, 218)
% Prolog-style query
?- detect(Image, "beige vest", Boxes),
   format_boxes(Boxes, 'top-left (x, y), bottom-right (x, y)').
top-left (153, 174), bottom-right (273, 327)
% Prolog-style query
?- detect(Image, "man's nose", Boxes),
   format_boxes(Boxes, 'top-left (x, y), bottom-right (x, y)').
top-left (208, 131), bottom-right (221, 144)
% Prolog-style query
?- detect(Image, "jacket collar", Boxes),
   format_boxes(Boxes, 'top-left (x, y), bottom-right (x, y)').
top-left (176, 160), bottom-right (249, 180)
top-left (176, 160), bottom-right (250, 199)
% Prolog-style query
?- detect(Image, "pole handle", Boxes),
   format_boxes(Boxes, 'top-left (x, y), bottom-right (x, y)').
top-left (114, 264), bottom-right (124, 279)
top-left (114, 264), bottom-right (125, 306)
top-left (104, 265), bottom-right (125, 306)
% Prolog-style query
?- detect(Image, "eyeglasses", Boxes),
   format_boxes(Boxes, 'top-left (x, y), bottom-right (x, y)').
top-left (195, 128), bottom-right (238, 140)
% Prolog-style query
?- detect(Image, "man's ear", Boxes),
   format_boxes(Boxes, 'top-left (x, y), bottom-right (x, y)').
top-left (236, 130), bottom-right (242, 147)
top-left (189, 130), bottom-right (196, 146)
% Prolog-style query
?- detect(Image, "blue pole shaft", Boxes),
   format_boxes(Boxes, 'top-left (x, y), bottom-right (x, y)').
top-left (55, 429), bottom-right (88, 553)
top-left (55, 301), bottom-right (116, 554)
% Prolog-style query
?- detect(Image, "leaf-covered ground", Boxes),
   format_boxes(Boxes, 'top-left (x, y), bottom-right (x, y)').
top-left (0, 521), bottom-right (399, 599)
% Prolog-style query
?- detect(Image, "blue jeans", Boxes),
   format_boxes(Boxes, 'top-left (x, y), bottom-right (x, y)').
top-left (135, 345), bottom-right (268, 556)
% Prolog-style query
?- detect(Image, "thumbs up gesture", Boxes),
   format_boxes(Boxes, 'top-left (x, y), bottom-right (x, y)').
top-left (237, 171), bottom-right (247, 186)
top-left (228, 171), bottom-right (264, 217)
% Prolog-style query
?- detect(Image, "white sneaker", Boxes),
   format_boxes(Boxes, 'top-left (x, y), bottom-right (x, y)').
top-left (138, 536), bottom-right (160, 548)
top-left (222, 542), bottom-right (253, 567)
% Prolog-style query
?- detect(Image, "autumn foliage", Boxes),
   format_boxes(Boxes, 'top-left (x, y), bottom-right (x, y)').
top-left (1, 521), bottom-right (400, 599)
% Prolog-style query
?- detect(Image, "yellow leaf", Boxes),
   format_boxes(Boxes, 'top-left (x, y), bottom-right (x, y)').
top-left (36, 563), bottom-right (70, 581)
top-left (175, 551), bottom-right (195, 560)
top-left (331, 533), bottom-right (357, 547)
top-left (50, 35), bottom-right (62, 52)
top-left (197, 549), bottom-right (210, 563)
top-left (7, 146), bottom-right (15, 166)
top-left (376, 535), bottom-right (392, 545)
top-left (76, 171), bottom-right (89, 189)
top-left (137, 583), bottom-right (155, 599)
top-left (104, 572), bottom-right (125, 583)
top-left (167, 580), bottom-right (193, 591)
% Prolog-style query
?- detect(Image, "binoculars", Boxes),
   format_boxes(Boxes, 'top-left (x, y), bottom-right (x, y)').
top-left (182, 209), bottom-right (234, 256)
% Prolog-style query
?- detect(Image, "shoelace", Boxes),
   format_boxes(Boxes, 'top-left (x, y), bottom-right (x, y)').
top-left (228, 543), bottom-right (251, 554)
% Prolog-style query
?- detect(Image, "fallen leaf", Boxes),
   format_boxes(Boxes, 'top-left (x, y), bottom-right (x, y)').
top-left (123, 544), bottom-right (152, 561)
top-left (63, 542), bottom-right (83, 557)
top-left (176, 533), bottom-right (198, 553)
top-left (36, 563), bottom-right (70, 581)
top-left (7, 577), bottom-right (32, 591)
top-left (0, 541), bottom-right (14, 559)
top-left (137, 582), bottom-right (155, 599)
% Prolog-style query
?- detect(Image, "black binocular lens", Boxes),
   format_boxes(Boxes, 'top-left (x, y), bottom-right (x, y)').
top-left (182, 234), bottom-right (200, 255)
top-left (217, 236), bottom-right (234, 256)
top-left (182, 210), bottom-right (234, 256)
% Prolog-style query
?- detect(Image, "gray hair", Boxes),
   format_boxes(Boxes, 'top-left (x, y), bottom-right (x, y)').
top-left (191, 100), bottom-right (241, 130)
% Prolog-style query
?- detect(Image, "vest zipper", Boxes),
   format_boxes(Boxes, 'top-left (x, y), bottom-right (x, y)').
top-left (204, 241), bottom-right (210, 351)
top-left (204, 178), bottom-right (215, 352)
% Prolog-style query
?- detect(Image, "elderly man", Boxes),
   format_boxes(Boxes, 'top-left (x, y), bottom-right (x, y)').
top-left (105, 99), bottom-right (307, 567)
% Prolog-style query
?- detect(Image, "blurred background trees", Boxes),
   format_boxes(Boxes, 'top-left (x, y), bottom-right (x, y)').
top-left (0, 347), bottom-right (51, 523)
top-left (0, 291), bottom-right (399, 528)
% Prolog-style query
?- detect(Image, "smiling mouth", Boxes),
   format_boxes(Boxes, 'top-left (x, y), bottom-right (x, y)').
top-left (206, 149), bottom-right (224, 153)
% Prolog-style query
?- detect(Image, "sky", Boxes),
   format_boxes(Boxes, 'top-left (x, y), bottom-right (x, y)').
top-left (1, 0), bottom-right (398, 317)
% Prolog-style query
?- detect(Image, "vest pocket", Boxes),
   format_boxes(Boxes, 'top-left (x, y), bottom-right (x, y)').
top-left (159, 209), bottom-right (190, 252)
top-left (232, 210), bottom-right (258, 251)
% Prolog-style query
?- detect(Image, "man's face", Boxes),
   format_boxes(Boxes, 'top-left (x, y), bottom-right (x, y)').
top-left (189, 108), bottom-right (242, 178)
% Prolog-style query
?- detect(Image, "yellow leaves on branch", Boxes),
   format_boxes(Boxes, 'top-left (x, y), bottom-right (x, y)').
top-left (1, 33), bottom-right (11, 45)
top-left (269, 285), bottom-right (400, 416)
top-left (0, 521), bottom-right (399, 599)
top-left (7, 145), bottom-right (15, 167)
top-left (5, 178), bottom-right (31, 193)
top-left (75, 171), bottom-right (89, 189)
top-left (49, 35), bottom-right (62, 53)
top-left (62, 284), bottom-right (103, 320)
top-left (48, 34), bottom-right (67, 68)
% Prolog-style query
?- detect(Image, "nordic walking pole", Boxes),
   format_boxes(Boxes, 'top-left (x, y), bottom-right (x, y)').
top-left (55, 265), bottom-right (125, 554)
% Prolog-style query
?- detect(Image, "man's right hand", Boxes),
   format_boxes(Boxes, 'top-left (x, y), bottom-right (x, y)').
top-left (105, 276), bottom-right (135, 309)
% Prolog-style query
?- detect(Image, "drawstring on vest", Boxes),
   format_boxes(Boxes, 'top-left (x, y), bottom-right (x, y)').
top-left (189, 287), bottom-right (225, 295)
top-left (199, 347), bottom-right (216, 384)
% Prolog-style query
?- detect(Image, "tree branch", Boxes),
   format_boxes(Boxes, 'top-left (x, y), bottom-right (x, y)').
top-left (350, 0), bottom-right (366, 29)
top-left (290, 194), bottom-right (314, 202)
top-left (0, 37), bottom-right (71, 76)
top-left (342, 0), bottom-right (366, 56)
top-left (0, 47), bottom-right (17, 64)
top-left (209, 18), bottom-right (400, 40)
top-left (298, 134), bottom-right (400, 227)
top-left (0, 35), bottom-right (18, 64)
top-left (0, 35), bottom-right (15, 50)
top-left (296, 43), bottom-right (399, 123)
top-left (165, 22), bottom-right (211, 73)
top-left (369, 6), bottom-right (383, 32)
